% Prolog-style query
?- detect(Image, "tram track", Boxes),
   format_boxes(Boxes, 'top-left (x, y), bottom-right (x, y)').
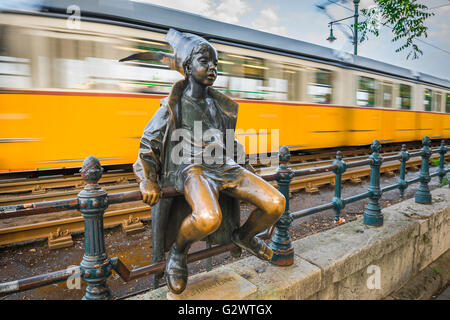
top-left (0, 149), bottom-right (418, 206)
top-left (0, 202), bottom-right (151, 249)
top-left (0, 143), bottom-right (447, 249)
top-left (0, 142), bottom-right (429, 197)
top-left (0, 172), bottom-right (136, 195)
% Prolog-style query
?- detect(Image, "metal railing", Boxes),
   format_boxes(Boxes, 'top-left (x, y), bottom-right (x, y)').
top-left (0, 136), bottom-right (448, 299)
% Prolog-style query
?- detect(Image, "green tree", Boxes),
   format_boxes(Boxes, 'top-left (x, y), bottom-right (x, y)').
top-left (358, 0), bottom-right (434, 59)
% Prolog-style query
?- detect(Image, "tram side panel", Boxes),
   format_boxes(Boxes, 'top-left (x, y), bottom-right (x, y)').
top-left (444, 113), bottom-right (450, 139)
top-left (0, 92), bottom-right (160, 171)
top-left (380, 108), bottom-right (396, 145)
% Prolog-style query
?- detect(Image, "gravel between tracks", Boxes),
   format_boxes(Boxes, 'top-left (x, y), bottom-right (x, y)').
top-left (0, 168), bottom-right (444, 300)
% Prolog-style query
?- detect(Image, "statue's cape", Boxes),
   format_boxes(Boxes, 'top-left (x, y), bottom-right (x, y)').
top-left (133, 80), bottom-right (242, 273)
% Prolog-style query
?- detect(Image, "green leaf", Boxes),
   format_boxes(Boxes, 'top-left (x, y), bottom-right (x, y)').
top-left (358, 0), bottom-right (434, 59)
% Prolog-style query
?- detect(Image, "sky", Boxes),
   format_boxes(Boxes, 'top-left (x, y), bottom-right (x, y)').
top-left (135, 0), bottom-right (450, 81)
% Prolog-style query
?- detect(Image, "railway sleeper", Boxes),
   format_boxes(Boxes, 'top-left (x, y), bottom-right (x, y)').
top-left (121, 215), bottom-right (145, 235)
top-left (48, 227), bottom-right (73, 250)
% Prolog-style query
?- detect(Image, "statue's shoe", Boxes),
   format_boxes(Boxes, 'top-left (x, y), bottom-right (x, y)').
top-left (165, 246), bottom-right (188, 294)
top-left (231, 230), bottom-right (273, 262)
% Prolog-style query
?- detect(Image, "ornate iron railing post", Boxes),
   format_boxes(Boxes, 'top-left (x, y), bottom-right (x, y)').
top-left (398, 144), bottom-right (410, 198)
top-left (363, 140), bottom-right (383, 227)
top-left (415, 136), bottom-right (432, 204)
top-left (78, 156), bottom-right (112, 300)
top-left (270, 146), bottom-right (295, 266)
top-left (438, 140), bottom-right (447, 185)
top-left (332, 151), bottom-right (347, 223)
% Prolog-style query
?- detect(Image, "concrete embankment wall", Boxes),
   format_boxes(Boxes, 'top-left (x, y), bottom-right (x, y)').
top-left (130, 187), bottom-right (450, 300)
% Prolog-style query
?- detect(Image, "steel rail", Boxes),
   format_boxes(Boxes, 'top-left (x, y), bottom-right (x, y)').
top-left (0, 149), bottom-right (422, 209)
top-left (0, 153), bottom-right (445, 220)
top-left (0, 144), bottom-right (427, 197)
top-left (0, 172), bottom-right (136, 195)
top-left (0, 183), bottom-right (138, 207)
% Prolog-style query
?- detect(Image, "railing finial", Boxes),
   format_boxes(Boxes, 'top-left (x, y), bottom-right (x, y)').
top-left (279, 145), bottom-right (291, 163)
top-left (80, 156), bottom-right (103, 186)
top-left (371, 139), bottom-right (381, 153)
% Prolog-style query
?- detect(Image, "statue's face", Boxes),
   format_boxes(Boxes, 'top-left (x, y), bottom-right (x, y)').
top-left (188, 44), bottom-right (218, 86)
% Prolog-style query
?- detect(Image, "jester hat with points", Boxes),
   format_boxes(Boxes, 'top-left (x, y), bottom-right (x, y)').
top-left (119, 28), bottom-right (210, 76)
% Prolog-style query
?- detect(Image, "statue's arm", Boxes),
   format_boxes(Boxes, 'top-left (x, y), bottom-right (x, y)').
top-left (133, 106), bottom-right (170, 205)
top-left (233, 138), bottom-right (256, 173)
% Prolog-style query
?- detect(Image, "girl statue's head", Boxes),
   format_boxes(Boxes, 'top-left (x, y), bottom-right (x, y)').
top-left (119, 28), bottom-right (217, 84)
top-left (182, 41), bottom-right (218, 86)
top-left (166, 29), bottom-right (217, 86)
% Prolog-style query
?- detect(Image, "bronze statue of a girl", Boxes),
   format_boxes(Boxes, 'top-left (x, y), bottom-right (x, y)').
top-left (120, 29), bottom-right (285, 294)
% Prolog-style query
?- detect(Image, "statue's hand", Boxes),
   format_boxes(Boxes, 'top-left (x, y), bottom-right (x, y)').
top-left (140, 179), bottom-right (161, 206)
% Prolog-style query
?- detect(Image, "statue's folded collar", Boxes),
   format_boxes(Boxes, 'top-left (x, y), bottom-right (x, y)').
top-left (164, 79), bottom-right (239, 130)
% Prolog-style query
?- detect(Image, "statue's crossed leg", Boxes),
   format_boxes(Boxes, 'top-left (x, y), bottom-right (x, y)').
top-left (165, 168), bottom-right (285, 294)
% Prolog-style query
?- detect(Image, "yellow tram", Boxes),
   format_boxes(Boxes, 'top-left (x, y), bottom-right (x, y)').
top-left (0, 1), bottom-right (449, 172)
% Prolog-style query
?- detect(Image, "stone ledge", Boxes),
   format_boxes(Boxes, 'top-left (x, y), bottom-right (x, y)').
top-left (222, 255), bottom-right (321, 300)
top-left (129, 187), bottom-right (450, 300)
top-left (385, 250), bottom-right (450, 300)
top-left (166, 270), bottom-right (257, 300)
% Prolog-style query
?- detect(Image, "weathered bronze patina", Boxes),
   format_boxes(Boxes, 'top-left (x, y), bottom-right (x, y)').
top-left (120, 29), bottom-right (285, 294)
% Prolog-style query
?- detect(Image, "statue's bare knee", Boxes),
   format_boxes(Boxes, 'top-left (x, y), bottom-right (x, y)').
top-left (271, 193), bottom-right (286, 217)
top-left (192, 206), bottom-right (222, 236)
top-left (262, 191), bottom-right (285, 222)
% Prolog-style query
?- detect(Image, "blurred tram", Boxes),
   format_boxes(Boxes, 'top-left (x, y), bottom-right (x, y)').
top-left (0, 0), bottom-right (449, 172)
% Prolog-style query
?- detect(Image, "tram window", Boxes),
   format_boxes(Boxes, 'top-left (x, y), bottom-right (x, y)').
top-left (284, 67), bottom-right (302, 101)
top-left (398, 84), bottom-right (412, 110)
top-left (433, 92), bottom-right (442, 112)
top-left (380, 82), bottom-right (393, 108)
top-left (216, 52), bottom-right (267, 100)
top-left (0, 24), bottom-right (185, 93)
top-left (107, 38), bottom-right (176, 94)
top-left (307, 69), bottom-right (333, 104)
top-left (218, 53), bottom-right (244, 77)
top-left (446, 94), bottom-right (450, 113)
top-left (0, 26), bottom-right (32, 88)
top-left (211, 53), bottom-right (299, 101)
top-left (424, 88), bottom-right (432, 111)
top-left (0, 56), bottom-right (31, 88)
top-left (356, 76), bottom-right (375, 107)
